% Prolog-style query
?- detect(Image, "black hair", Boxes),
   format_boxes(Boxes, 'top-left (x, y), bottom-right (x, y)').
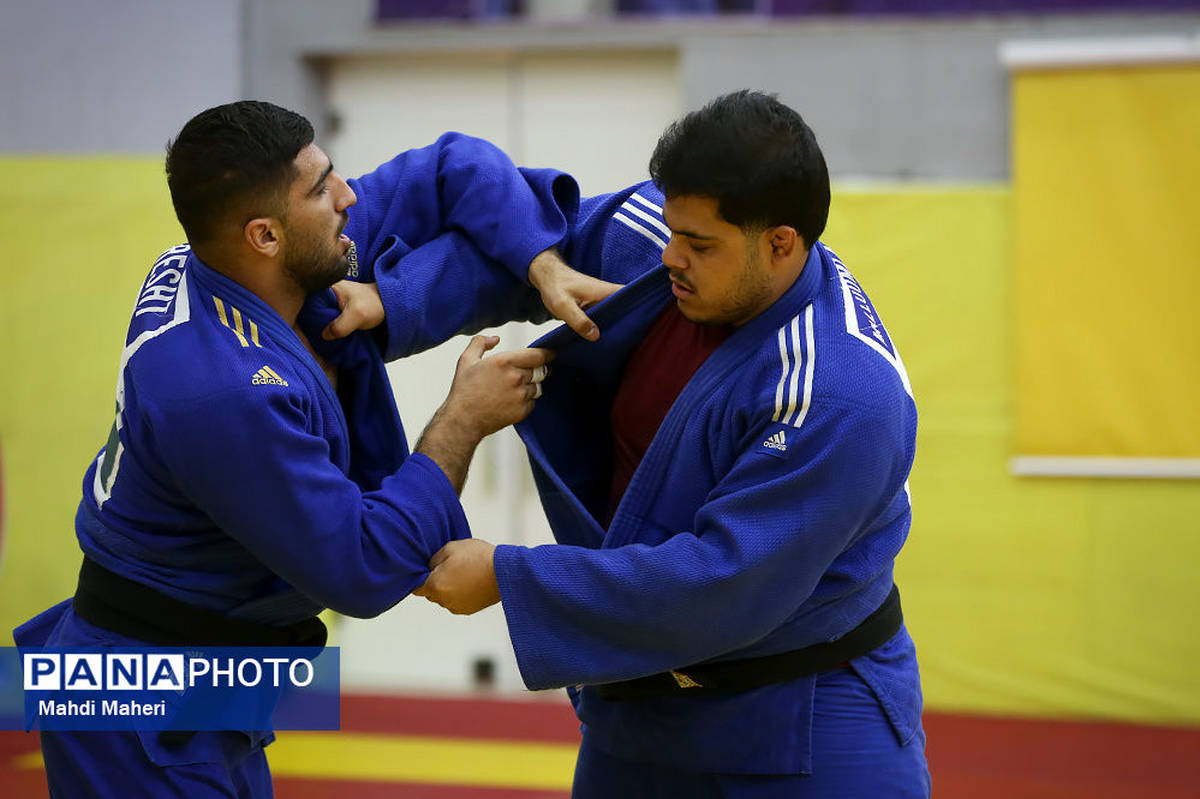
top-left (649, 90), bottom-right (830, 248)
top-left (165, 101), bottom-right (314, 247)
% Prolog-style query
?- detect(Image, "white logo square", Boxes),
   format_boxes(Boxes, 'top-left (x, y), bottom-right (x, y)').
top-left (63, 654), bottom-right (104, 690)
top-left (146, 654), bottom-right (185, 691)
top-left (23, 654), bottom-right (60, 690)
top-left (107, 653), bottom-right (143, 690)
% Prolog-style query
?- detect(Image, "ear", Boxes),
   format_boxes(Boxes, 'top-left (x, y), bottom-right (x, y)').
top-left (243, 217), bottom-right (282, 258)
top-left (762, 225), bottom-right (800, 263)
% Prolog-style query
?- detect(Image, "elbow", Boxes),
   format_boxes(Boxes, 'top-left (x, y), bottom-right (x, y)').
top-left (313, 574), bottom-right (425, 620)
top-left (322, 594), bottom-right (393, 620)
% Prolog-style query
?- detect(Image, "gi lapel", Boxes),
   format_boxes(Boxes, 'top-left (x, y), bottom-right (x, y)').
top-left (604, 245), bottom-right (828, 549)
top-left (515, 267), bottom-right (671, 549)
top-left (188, 255), bottom-right (354, 462)
top-left (516, 245), bottom-right (826, 551)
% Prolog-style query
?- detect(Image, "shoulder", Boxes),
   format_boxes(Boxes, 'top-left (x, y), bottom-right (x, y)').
top-left (606, 181), bottom-right (668, 249)
top-left (582, 181), bottom-right (669, 284)
top-left (125, 262), bottom-right (308, 416)
top-left (807, 244), bottom-right (914, 415)
top-left (724, 273), bottom-right (914, 450)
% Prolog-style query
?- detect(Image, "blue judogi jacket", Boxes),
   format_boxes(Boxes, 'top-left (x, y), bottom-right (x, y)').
top-left (17, 133), bottom-right (566, 637)
top-left (12, 134), bottom-right (571, 791)
top-left (496, 183), bottom-right (923, 775)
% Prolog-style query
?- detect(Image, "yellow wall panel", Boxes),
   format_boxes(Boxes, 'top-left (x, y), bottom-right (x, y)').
top-left (1, 163), bottom-right (1197, 725)
top-left (828, 187), bottom-right (1200, 724)
top-left (0, 158), bottom-right (183, 643)
top-left (1012, 64), bottom-right (1200, 458)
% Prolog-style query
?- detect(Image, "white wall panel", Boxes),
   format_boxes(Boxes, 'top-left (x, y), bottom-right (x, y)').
top-left (516, 51), bottom-right (681, 195)
top-left (325, 53), bottom-right (515, 177)
top-left (326, 50), bottom-right (680, 693)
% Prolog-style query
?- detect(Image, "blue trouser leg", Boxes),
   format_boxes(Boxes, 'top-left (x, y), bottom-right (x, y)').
top-left (40, 729), bottom-right (272, 799)
top-left (21, 604), bottom-right (275, 797)
top-left (572, 668), bottom-right (931, 798)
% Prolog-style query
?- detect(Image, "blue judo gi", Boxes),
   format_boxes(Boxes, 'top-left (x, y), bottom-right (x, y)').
top-left (497, 184), bottom-right (932, 797)
top-left (13, 133), bottom-right (573, 798)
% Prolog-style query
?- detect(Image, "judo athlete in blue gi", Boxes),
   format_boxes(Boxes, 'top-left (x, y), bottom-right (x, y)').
top-left (13, 101), bottom-right (615, 798)
top-left (417, 92), bottom-right (933, 797)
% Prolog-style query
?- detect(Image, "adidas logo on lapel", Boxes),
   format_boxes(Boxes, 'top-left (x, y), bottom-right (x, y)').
top-left (759, 429), bottom-right (790, 458)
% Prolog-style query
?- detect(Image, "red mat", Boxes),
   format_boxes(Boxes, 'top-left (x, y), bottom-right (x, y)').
top-left (5, 696), bottom-right (1200, 798)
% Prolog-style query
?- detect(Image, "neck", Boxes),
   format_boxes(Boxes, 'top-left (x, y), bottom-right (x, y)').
top-left (753, 245), bottom-right (809, 323)
top-left (200, 248), bottom-right (306, 328)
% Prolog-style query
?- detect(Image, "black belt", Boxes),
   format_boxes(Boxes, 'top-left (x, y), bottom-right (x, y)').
top-left (72, 556), bottom-right (327, 648)
top-left (594, 585), bottom-right (902, 701)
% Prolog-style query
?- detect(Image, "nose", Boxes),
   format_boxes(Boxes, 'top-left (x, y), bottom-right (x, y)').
top-left (661, 236), bottom-right (686, 271)
top-left (335, 173), bottom-right (357, 210)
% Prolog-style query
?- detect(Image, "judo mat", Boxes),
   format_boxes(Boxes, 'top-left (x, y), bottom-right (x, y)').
top-left (2, 692), bottom-right (1199, 797)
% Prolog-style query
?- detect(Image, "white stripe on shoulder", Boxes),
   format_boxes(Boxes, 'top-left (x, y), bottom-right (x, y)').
top-left (619, 199), bottom-right (671, 240)
top-left (613, 211), bottom-right (668, 250)
top-left (772, 305), bottom-right (815, 429)
top-left (629, 192), bottom-right (663, 214)
top-left (783, 313), bottom-right (803, 424)
top-left (772, 325), bottom-right (790, 422)
top-left (792, 305), bottom-right (817, 429)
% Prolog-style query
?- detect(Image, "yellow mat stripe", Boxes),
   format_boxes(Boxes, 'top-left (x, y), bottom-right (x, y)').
top-left (16, 733), bottom-right (577, 790)
top-left (269, 732), bottom-right (576, 789)
top-left (15, 751), bottom-right (41, 770)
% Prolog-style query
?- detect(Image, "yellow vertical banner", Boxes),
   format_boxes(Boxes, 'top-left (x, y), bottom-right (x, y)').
top-left (1012, 62), bottom-right (1200, 463)
top-left (0, 158), bottom-right (182, 641)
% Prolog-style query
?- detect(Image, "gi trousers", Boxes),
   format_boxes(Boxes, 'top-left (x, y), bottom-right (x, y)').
top-left (40, 729), bottom-right (272, 799)
top-left (572, 666), bottom-right (931, 798)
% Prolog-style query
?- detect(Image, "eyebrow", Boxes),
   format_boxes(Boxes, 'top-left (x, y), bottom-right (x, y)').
top-left (308, 161), bottom-right (334, 196)
top-left (662, 211), bottom-right (718, 241)
top-left (672, 228), bottom-right (718, 241)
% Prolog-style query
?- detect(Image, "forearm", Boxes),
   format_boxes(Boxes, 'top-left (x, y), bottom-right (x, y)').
top-left (494, 537), bottom-right (795, 690)
top-left (374, 234), bottom-right (546, 361)
top-left (414, 405), bottom-right (484, 496)
top-left (413, 335), bottom-right (549, 494)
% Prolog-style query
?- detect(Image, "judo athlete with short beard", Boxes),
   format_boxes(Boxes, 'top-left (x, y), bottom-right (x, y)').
top-left (14, 100), bottom-right (614, 798)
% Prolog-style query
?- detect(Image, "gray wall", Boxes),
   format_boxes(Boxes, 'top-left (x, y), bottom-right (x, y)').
top-left (678, 16), bottom-right (1200, 179)
top-left (242, 1), bottom-right (1200, 179)
top-left (4, 0), bottom-right (1196, 176)
top-left (0, 0), bottom-right (242, 153)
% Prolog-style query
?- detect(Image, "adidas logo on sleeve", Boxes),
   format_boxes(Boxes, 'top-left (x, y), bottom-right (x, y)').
top-left (252, 365), bottom-right (288, 386)
top-left (763, 431), bottom-right (788, 452)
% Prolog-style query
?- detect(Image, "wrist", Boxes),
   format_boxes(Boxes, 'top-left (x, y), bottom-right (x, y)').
top-left (433, 398), bottom-right (487, 444)
top-left (415, 403), bottom-right (484, 495)
top-left (527, 247), bottom-right (561, 291)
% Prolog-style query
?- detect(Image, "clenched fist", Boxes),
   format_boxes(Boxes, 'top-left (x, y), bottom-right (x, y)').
top-left (415, 337), bottom-right (553, 494)
top-left (443, 335), bottom-right (553, 440)
top-left (414, 539), bottom-right (500, 615)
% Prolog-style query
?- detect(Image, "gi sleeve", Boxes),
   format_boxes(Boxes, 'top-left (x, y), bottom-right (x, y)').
top-left (493, 399), bottom-right (912, 690)
top-left (153, 385), bottom-right (470, 618)
top-left (347, 133), bottom-right (579, 283)
top-left (374, 232), bottom-right (549, 361)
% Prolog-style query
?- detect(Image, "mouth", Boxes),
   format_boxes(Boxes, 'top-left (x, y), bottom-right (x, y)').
top-left (669, 274), bottom-right (695, 298)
